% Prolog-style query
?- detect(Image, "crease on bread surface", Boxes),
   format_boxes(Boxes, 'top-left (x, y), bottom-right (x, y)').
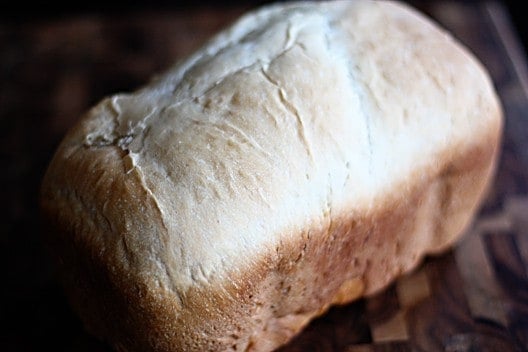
top-left (41, 0), bottom-right (502, 351)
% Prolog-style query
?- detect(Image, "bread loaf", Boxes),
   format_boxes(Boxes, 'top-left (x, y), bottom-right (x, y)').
top-left (40, 0), bottom-right (502, 351)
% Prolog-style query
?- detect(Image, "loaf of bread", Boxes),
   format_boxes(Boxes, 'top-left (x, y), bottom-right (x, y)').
top-left (40, 0), bottom-right (502, 351)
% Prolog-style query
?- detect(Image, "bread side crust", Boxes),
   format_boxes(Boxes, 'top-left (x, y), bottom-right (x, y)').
top-left (41, 103), bottom-right (501, 351)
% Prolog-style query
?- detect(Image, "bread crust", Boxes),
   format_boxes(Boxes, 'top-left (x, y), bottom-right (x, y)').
top-left (40, 0), bottom-right (503, 351)
top-left (41, 118), bottom-right (500, 351)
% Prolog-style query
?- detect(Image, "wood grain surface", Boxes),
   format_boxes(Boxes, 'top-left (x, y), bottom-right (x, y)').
top-left (1, 1), bottom-right (527, 351)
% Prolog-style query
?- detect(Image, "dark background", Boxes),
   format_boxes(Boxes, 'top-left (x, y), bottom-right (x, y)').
top-left (1, 0), bottom-right (527, 54)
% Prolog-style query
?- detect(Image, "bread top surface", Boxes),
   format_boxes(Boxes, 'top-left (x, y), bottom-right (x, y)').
top-left (43, 0), bottom-right (501, 295)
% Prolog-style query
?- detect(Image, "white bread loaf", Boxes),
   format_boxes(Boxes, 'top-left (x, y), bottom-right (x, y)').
top-left (40, 0), bottom-right (502, 351)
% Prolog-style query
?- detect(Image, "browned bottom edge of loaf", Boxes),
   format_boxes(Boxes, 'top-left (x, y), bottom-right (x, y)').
top-left (43, 124), bottom-right (500, 352)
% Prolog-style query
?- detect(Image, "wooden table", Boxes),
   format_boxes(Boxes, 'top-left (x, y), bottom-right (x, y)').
top-left (2, 1), bottom-right (527, 351)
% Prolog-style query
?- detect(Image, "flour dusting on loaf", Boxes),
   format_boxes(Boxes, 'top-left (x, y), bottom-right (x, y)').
top-left (41, 1), bottom-right (502, 351)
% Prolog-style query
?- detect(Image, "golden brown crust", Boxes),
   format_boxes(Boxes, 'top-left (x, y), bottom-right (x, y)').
top-left (41, 106), bottom-right (501, 351)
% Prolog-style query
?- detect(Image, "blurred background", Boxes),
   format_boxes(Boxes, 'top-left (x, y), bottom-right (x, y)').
top-left (1, 0), bottom-right (527, 52)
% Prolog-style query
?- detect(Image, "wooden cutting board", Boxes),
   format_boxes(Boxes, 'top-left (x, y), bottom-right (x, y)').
top-left (1, 1), bottom-right (527, 351)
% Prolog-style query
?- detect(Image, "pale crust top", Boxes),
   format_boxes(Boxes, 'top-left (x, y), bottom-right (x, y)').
top-left (41, 1), bottom-right (502, 350)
